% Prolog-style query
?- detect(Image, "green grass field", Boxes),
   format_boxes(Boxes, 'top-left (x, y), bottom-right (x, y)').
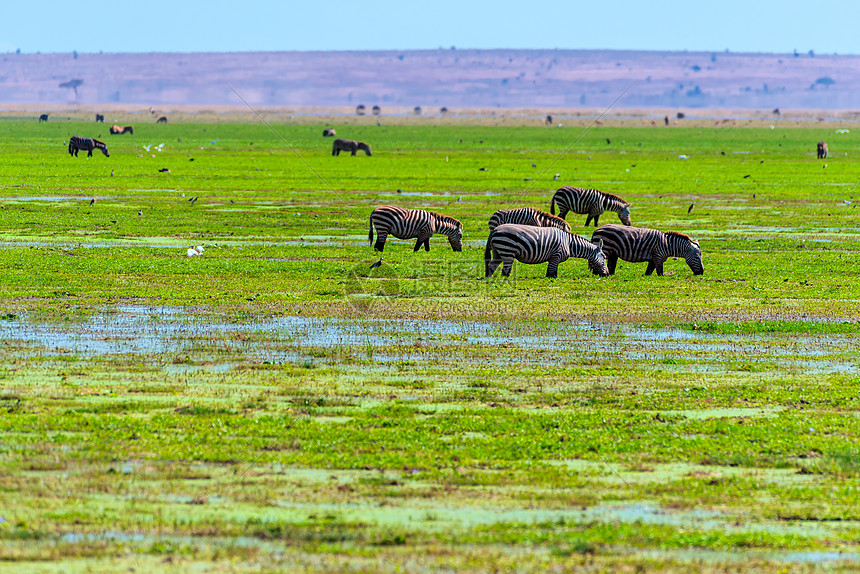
top-left (1, 116), bottom-right (859, 573)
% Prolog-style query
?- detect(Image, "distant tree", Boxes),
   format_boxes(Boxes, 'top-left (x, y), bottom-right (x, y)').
top-left (59, 78), bottom-right (83, 98)
top-left (814, 77), bottom-right (835, 88)
top-left (73, 50), bottom-right (78, 60)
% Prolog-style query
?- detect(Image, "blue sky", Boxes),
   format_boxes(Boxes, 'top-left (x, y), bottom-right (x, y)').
top-left (2, 0), bottom-right (857, 55)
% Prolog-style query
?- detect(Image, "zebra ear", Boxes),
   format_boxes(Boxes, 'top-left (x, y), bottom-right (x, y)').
top-left (593, 238), bottom-right (604, 250)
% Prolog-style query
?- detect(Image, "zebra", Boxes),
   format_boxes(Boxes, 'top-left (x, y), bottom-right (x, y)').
top-left (544, 114), bottom-right (553, 126)
top-left (95, 114), bottom-right (104, 122)
top-left (68, 136), bottom-right (109, 157)
top-left (38, 114), bottom-right (48, 122)
top-left (109, 125), bottom-right (133, 135)
top-left (356, 104), bottom-right (366, 116)
top-left (488, 207), bottom-right (571, 233)
top-left (817, 141), bottom-right (828, 159)
top-left (332, 138), bottom-right (372, 156)
top-left (591, 224), bottom-right (703, 276)
top-left (369, 205), bottom-right (462, 252)
top-left (156, 116), bottom-right (168, 124)
top-left (550, 186), bottom-right (632, 227)
top-left (485, 224), bottom-right (608, 278)
top-left (322, 128), bottom-right (336, 137)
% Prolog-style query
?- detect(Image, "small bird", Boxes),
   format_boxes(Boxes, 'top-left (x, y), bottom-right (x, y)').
top-left (158, 168), bottom-right (170, 173)
top-left (531, 162), bottom-right (536, 168)
top-left (138, 210), bottom-right (142, 216)
top-left (743, 175), bottom-right (751, 178)
top-left (553, 174), bottom-right (560, 181)
top-left (230, 200), bottom-right (235, 204)
top-left (89, 198), bottom-right (95, 205)
top-left (370, 258), bottom-right (383, 269)
top-left (110, 171), bottom-right (114, 177)
top-left (753, 194), bottom-right (756, 199)
top-left (688, 203), bottom-right (695, 213)
top-left (143, 144), bottom-right (151, 152)
top-left (478, 167), bottom-right (487, 171)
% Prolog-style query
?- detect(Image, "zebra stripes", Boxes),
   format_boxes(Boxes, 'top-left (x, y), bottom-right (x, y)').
top-left (68, 136), bottom-right (109, 158)
top-left (550, 186), bottom-right (632, 227)
top-left (488, 207), bottom-right (571, 233)
top-left (369, 206), bottom-right (463, 252)
top-left (591, 224), bottom-right (703, 276)
top-left (333, 139), bottom-right (372, 156)
top-left (485, 224), bottom-right (608, 278)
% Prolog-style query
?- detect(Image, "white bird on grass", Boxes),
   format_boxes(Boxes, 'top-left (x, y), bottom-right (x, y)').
top-left (186, 245), bottom-right (204, 257)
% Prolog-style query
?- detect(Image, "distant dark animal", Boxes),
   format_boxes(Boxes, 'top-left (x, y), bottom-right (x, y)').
top-left (332, 138), bottom-right (372, 156)
top-left (592, 224), bottom-right (703, 276)
top-left (817, 141), bottom-right (828, 159)
top-left (550, 186), bottom-right (632, 227)
top-left (369, 205), bottom-right (462, 252)
top-left (156, 116), bottom-right (168, 124)
top-left (773, 108), bottom-right (781, 115)
top-left (676, 112), bottom-right (685, 119)
top-left (38, 114), bottom-right (48, 122)
top-left (372, 105), bottom-right (381, 115)
top-left (688, 203), bottom-right (695, 213)
top-left (488, 207), bottom-right (571, 233)
top-left (440, 107), bottom-right (449, 113)
top-left (356, 105), bottom-right (366, 115)
top-left (322, 128), bottom-right (336, 137)
top-left (370, 258), bottom-right (383, 269)
top-left (89, 198), bottom-right (95, 205)
top-left (545, 114), bottom-right (553, 126)
top-left (68, 136), bottom-right (109, 157)
top-left (413, 106), bottom-right (422, 115)
top-left (485, 224), bottom-right (608, 278)
top-left (664, 116), bottom-right (669, 126)
top-left (95, 114), bottom-right (104, 122)
top-left (110, 125), bottom-right (133, 135)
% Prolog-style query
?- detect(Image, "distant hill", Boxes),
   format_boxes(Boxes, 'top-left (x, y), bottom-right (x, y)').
top-left (2, 49), bottom-right (859, 110)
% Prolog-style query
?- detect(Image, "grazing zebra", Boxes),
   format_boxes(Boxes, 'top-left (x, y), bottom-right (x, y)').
top-left (156, 116), bottom-right (168, 124)
top-left (38, 114), bottom-right (48, 122)
top-left (544, 114), bottom-right (553, 125)
top-left (369, 205), bottom-right (462, 252)
top-left (356, 104), bottom-right (366, 115)
top-left (550, 186), bottom-right (632, 227)
top-left (95, 114), bottom-right (104, 122)
top-left (485, 224), bottom-right (608, 278)
top-left (68, 136), bottom-right (109, 157)
top-left (332, 138), bottom-right (372, 156)
top-left (322, 128), bottom-right (336, 137)
top-left (372, 105), bottom-right (381, 115)
top-left (109, 125), bottom-right (133, 135)
top-left (817, 141), bottom-right (828, 159)
top-left (488, 207), bottom-right (571, 233)
top-left (592, 224), bottom-right (703, 276)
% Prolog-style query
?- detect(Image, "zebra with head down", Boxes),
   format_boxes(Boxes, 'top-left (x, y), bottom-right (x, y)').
top-left (488, 207), bottom-right (570, 233)
top-left (332, 138), bottom-right (372, 156)
top-left (369, 205), bottom-right (462, 253)
top-left (485, 224), bottom-right (608, 278)
top-left (550, 186), bottom-right (632, 227)
top-left (68, 136), bottom-right (109, 157)
top-left (592, 224), bottom-right (703, 276)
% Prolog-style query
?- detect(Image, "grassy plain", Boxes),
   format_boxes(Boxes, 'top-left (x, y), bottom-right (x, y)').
top-left (0, 114), bottom-right (859, 572)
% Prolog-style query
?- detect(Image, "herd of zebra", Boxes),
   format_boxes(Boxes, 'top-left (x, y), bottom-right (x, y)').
top-left (369, 186), bottom-right (704, 279)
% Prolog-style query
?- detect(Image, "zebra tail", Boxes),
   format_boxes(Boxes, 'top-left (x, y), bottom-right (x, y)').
top-left (368, 215), bottom-right (374, 245)
top-left (484, 232), bottom-right (494, 273)
top-left (550, 196), bottom-right (556, 215)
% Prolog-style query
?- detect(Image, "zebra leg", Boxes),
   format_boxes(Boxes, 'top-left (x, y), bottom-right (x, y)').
top-left (645, 262), bottom-right (656, 275)
top-left (374, 232), bottom-right (388, 252)
top-left (585, 215), bottom-right (593, 226)
top-left (501, 259), bottom-right (514, 277)
top-left (423, 237), bottom-right (431, 252)
top-left (607, 254), bottom-right (618, 275)
top-left (87, 149), bottom-right (93, 157)
top-left (592, 213), bottom-right (600, 227)
top-left (655, 262), bottom-right (664, 276)
top-left (486, 252), bottom-right (502, 277)
top-left (546, 253), bottom-right (562, 278)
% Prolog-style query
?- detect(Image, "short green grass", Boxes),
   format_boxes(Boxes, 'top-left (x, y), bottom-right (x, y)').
top-left (1, 117), bottom-right (859, 573)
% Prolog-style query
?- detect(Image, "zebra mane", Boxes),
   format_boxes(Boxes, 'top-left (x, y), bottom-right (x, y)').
top-left (430, 211), bottom-right (462, 228)
top-left (666, 230), bottom-right (693, 243)
top-left (601, 191), bottom-right (630, 206)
